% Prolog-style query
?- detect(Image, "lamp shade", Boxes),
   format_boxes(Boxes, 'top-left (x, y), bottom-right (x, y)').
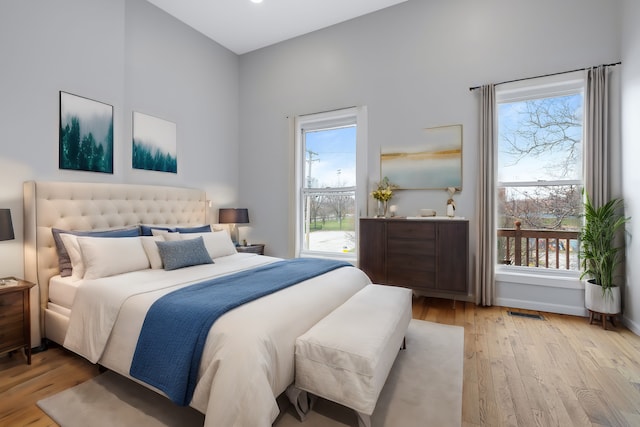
top-left (0, 209), bottom-right (15, 241)
top-left (218, 208), bottom-right (249, 224)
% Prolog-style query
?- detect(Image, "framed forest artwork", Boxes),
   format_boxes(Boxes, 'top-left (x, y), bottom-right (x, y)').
top-left (59, 91), bottom-right (113, 173)
top-left (132, 111), bottom-right (177, 173)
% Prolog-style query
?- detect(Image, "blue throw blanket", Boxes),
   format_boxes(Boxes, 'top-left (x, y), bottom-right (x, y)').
top-left (129, 258), bottom-right (351, 405)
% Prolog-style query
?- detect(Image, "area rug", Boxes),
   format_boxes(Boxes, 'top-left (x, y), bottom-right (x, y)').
top-left (38, 319), bottom-right (463, 427)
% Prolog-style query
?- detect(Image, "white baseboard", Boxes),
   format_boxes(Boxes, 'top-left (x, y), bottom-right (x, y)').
top-left (412, 289), bottom-right (474, 303)
top-left (622, 314), bottom-right (640, 336)
top-left (495, 297), bottom-right (588, 317)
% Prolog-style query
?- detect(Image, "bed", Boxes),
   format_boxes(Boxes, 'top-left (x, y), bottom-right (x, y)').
top-left (23, 181), bottom-right (371, 427)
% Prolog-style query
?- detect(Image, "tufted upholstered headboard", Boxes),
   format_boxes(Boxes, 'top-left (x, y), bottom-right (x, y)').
top-left (23, 181), bottom-right (207, 342)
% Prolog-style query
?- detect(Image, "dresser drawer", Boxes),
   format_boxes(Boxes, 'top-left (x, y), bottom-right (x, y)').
top-left (0, 310), bottom-right (23, 327)
top-left (0, 319), bottom-right (24, 350)
top-left (0, 291), bottom-right (22, 312)
top-left (387, 239), bottom-right (436, 256)
top-left (387, 221), bottom-right (436, 239)
top-left (387, 254), bottom-right (436, 272)
top-left (0, 292), bottom-right (25, 351)
top-left (387, 268), bottom-right (436, 288)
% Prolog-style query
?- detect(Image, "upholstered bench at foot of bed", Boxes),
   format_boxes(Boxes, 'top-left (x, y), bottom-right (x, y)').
top-left (288, 284), bottom-right (413, 427)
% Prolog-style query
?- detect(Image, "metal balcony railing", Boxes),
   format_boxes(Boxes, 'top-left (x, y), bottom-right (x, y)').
top-left (497, 221), bottom-right (580, 270)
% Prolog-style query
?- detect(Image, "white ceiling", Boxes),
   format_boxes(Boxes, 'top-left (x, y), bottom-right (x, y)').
top-left (146, 0), bottom-right (408, 55)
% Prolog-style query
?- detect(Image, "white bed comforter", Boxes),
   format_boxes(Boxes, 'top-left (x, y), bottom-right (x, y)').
top-left (64, 253), bottom-right (371, 427)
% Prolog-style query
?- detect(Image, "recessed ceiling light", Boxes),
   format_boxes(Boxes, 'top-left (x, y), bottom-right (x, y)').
top-left (251, 0), bottom-right (263, 3)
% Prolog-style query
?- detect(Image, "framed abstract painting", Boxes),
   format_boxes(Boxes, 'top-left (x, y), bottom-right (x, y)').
top-left (381, 124), bottom-right (462, 190)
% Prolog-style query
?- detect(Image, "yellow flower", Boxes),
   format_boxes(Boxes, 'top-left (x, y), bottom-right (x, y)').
top-left (371, 177), bottom-right (397, 202)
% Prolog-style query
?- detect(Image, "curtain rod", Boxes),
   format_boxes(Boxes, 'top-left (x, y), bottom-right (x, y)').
top-left (468, 61), bottom-right (621, 91)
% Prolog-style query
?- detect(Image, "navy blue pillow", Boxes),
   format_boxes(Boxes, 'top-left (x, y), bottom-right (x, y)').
top-left (52, 227), bottom-right (140, 277)
top-left (139, 225), bottom-right (176, 236)
top-left (156, 237), bottom-right (214, 271)
top-left (175, 224), bottom-right (212, 234)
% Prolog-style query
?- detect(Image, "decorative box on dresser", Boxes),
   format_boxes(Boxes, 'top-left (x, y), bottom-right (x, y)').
top-left (0, 278), bottom-right (36, 364)
top-left (359, 218), bottom-right (469, 297)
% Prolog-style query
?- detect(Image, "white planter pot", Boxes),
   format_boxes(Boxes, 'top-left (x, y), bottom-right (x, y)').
top-left (584, 279), bottom-right (621, 314)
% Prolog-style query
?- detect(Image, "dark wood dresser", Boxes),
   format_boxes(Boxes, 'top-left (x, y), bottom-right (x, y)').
top-left (0, 277), bottom-right (35, 364)
top-left (359, 218), bottom-right (469, 296)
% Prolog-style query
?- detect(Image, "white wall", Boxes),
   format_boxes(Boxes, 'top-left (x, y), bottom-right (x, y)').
top-left (621, 0), bottom-right (640, 334)
top-left (238, 0), bottom-right (621, 304)
top-left (123, 0), bottom-right (240, 202)
top-left (0, 0), bottom-right (240, 279)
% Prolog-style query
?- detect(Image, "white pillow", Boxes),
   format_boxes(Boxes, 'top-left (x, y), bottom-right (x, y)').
top-left (59, 233), bottom-right (85, 281)
top-left (141, 235), bottom-right (165, 269)
top-left (76, 236), bottom-right (150, 280)
top-left (180, 230), bottom-right (237, 259)
top-left (161, 231), bottom-right (183, 241)
top-left (211, 224), bottom-right (225, 232)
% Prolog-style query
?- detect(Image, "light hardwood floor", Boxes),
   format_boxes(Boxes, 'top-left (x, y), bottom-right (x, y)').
top-left (2, 297), bottom-right (640, 426)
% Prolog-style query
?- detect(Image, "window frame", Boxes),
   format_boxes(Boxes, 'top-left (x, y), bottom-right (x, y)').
top-left (495, 71), bottom-right (585, 277)
top-left (293, 106), bottom-right (368, 260)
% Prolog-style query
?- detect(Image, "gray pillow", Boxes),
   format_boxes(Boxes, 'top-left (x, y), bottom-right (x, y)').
top-left (52, 227), bottom-right (140, 277)
top-left (156, 237), bottom-right (214, 271)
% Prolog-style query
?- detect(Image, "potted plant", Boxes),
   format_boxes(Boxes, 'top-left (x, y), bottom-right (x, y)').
top-left (579, 192), bottom-right (630, 324)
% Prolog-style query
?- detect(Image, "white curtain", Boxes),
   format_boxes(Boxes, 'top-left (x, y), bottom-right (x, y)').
top-left (584, 65), bottom-right (610, 208)
top-left (475, 84), bottom-right (496, 306)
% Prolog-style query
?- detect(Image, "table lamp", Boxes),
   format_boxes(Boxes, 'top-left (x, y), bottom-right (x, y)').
top-left (218, 208), bottom-right (249, 245)
top-left (0, 209), bottom-right (15, 285)
top-left (0, 209), bottom-right (14, 242)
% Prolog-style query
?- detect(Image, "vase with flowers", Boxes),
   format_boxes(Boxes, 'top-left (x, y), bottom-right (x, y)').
top-left (371, 176), bottom-right (397, 217)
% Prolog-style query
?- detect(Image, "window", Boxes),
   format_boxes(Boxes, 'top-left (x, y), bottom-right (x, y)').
top-left (294, 107), bottom-right (367, 259)
top-left (496, 73), bottom-right (584, 271)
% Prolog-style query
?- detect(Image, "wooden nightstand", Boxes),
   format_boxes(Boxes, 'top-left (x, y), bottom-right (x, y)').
top-left (0, 277), bottom-right (35, 364)
top-left (236, 244), bottom-right (265, 255)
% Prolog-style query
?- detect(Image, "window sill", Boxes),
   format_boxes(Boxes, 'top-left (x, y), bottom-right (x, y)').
top-left (299, 251), bottom-right (357, 265)
top-left (495, 266), bottom-right (583, 290)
